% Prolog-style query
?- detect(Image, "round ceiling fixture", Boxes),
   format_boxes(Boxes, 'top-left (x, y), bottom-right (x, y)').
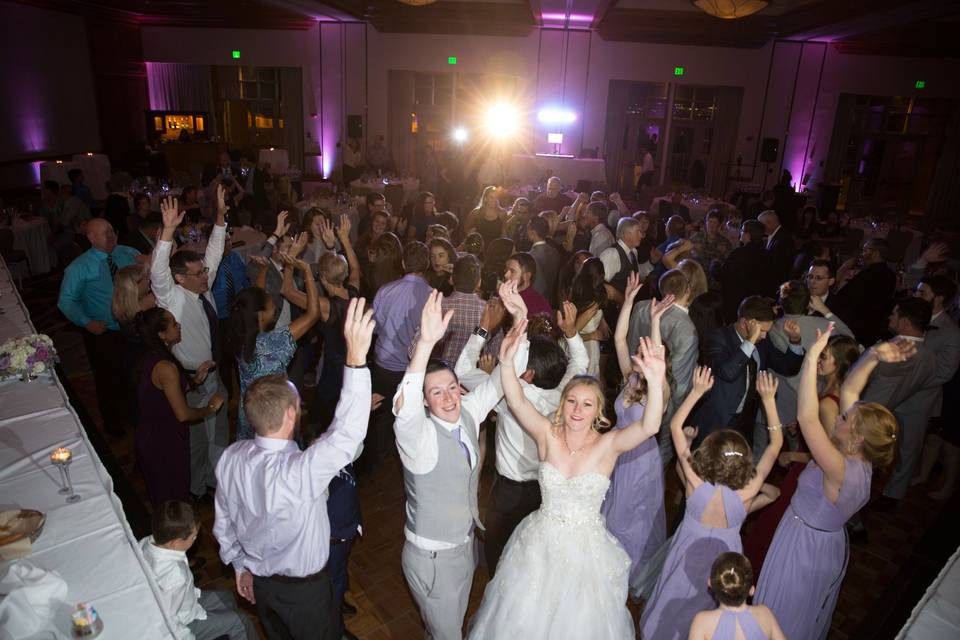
top-left (396, 0), bottom-right (440, 6)
top-left (692, 0), bottom-right (770, 19)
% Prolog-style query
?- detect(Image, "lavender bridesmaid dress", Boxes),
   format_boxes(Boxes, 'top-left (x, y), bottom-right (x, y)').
top-left (711, 609), bottom-right (768, 640)
top-left (755, 458), bottom-right (871, 640)
top-left (601, 386), bottom-right (666, 585)
top-left (640, 482), bottom-right (747, 640)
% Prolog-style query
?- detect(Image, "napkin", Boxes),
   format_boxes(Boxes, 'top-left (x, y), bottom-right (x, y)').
top-left (0, 560), bottom-right (69, 639)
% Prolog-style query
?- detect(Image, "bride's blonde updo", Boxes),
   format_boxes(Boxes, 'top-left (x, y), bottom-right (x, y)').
top-left (551, 375), bottom-right (611, 434)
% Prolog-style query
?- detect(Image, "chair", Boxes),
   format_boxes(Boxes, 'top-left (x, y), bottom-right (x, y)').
top-left (0, 227), bottom-right (30, 289)
top-left (885, 228), bottom-right (913, 266)
top-left (838, 227), bottom-right (864, 261)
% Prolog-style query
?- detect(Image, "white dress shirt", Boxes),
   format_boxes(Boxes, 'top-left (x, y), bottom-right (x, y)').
top-left (213, 367), bottom-right (370, 576)
top-left (589, 223), bottom-right (616, 257)
top-left (392, 339), bottom-right (529, 549)
top-left (139, 537), bottom-right (205, 639)
top-left (455, 333), bottom-right (588, 482)
top-left (599, 239), bottom-right (638, 282)
top-left (151, 224), bottom-right (226, 369)
top-left (765, 225), bottom-right (782, 250)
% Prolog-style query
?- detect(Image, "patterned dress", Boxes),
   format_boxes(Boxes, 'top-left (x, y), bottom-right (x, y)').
top-left (236, 327), bottom-right (297, 439)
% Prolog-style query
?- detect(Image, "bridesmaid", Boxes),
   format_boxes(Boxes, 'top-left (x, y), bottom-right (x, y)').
top-left (755, 324), bottom-right (902, 640)
top-left (640, 367), bottom-right (783, 640)
top-left (602, 272), bottom-right (672, 586)
top-left (688, 552), bottom-right (786, 640)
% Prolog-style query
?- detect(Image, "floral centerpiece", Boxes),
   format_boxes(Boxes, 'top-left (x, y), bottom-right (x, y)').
top-left (0, 334), bottom-right (58, 381)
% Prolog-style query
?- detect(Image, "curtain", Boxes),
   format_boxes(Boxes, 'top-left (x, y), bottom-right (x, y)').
top-left (603, 80), bottom-right (630, 192)
top-left (146, 62), bottom-right (212, 112)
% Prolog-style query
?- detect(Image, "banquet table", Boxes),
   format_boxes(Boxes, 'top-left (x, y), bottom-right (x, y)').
top-left (509, 154), bottom-right (607, 188)
top-left (71, 154), bottom-right (111, 201)
top-left (896, 543), bottom-right (960, 639)
top-left (228, 226), bottom-right (267, 263)
top-left (651, 195), bottom-right (733, 224)
top-left (6, 217), bottom-right (55, 275)
top-left (0, 259), bottom-right (177, 638)
top-left (349, 177), bottom-right (420, 205)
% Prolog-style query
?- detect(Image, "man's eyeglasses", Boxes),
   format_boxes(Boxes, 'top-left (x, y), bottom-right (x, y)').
top-left (184, 267), bottom-right (210, 278)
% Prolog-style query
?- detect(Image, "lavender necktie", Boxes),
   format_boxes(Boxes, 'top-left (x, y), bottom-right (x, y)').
top-left (452, 427), bottom-right (472, 468)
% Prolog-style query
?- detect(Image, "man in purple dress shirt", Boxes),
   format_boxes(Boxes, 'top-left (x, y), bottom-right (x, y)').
top-left (213, 298), bottom-right (375, 640)
top-left (362, 241), bottom-right (434, 472)
top-left (504, 252), bottom-right (553, 319)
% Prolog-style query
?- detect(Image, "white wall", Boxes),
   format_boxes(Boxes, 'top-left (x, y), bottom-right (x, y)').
top-left (140, 22), bottom-right (960, 186)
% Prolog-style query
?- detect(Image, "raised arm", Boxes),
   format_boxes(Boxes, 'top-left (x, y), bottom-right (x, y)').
top-left (203, 184), bottom-right (228, 284)
top-left (839, 337), bottom-right (916, 412)
top-left (499, 319), bottom-right (551, 449)
top-left (151, 196), bottom-right (186, 305)
top-left (611, 337), bottom-right (666, 454)
top-left (614, 272), bottom-right (643, 378)
top-left (335, 214), bottom-right (362, 291)
top-left (285, 255), bottom-right (321, 342)
top-left (671, 366), bottom-right (714, 490)
top-left (741, 371), bottom-right (784, 505)
top-left (454, 298), bottom-right (505, 391)
top-left (649, 294), bottom-right (675, 348)
top-left (799, 325), bottom-right (848, 485)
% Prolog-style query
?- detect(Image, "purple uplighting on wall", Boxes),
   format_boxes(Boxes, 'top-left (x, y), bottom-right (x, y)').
top-left (541, 12), bottom-right (594, 22)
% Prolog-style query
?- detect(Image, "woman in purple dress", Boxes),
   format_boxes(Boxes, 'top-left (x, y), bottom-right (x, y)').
top-left (688, 552), bottom-right (785, 640)
top-left (755, 325), bottom-right (901, 640)
top-left (602, 272), bottom-right (671, 586)
top-left (135, 308), bottom-right (223, 505)
top-left (640, 367), bottom-right (783, 640)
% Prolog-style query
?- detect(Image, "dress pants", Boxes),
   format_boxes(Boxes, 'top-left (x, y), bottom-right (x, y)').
top-left (883, 408), bottom-right (928, 500)
top-left (186, 370), bottom-right (228, 497)
top-left (81, 329), bottom-right (129, 432)
top-left (402, 539), bottom-right (476, 640)
top-left (358, 362), bottom-right (404, 474)
top-left (483, 472), bottom-right (541, 576)
top-left (187, 590), bottom-right (258, 640)
top-left (252, 570), bottom-right (337, 640)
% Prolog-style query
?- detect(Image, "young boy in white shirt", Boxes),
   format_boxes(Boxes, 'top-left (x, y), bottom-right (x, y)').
top-left (139, 500), bottom-right (257, 640)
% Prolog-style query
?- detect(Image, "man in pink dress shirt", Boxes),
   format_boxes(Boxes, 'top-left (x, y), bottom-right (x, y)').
top-left (213, 299), bottom-right (375, 640)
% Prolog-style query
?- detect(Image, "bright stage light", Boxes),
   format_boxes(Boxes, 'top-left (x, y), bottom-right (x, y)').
top-left (484, 102), bottom-right (520, 139)
top-left (451, 127), bottom-right (469, 143)
top-left (537, 108), bottom-right (576, 125)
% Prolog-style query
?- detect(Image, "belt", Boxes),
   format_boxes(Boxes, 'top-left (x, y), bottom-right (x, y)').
top-left (495, 472), bottom-right (538, 487)
top-left (256, 567), bottom-right (328, 584)
top-left (789, 505), bottom-right (839, 533)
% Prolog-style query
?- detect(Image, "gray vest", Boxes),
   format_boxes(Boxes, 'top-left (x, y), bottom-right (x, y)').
top-left (402, 412), bottom-right (483, 545)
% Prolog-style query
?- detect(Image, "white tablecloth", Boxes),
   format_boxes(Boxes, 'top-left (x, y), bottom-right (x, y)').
top-left (509, 154), bottom-right (607, 189)
top-left (0, 260), bottom-right (177, 639)
top-left (349, 178), bottom-right (420, 205)
top-left (71, 154), bottom-right (111, 201)
top-left (7, 217), bottom-right (54, 275)
top-left (258, 148), bottom-right (289, 174)
top-left (896, 543), bottom-right (960, 639)
top-left (228, 226), bottom-right (267, 263)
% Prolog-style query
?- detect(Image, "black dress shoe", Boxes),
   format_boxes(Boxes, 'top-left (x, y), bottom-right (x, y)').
top-left (341, 599), bottom-right (357, 616)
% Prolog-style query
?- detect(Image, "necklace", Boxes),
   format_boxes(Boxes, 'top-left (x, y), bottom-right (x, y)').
top-left (562, 431), bottom-right (595, 456)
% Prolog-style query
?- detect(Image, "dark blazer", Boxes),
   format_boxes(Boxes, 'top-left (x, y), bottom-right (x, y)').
top-left (691, 325), bottom-right (805, 439)
top-left (712, 243), bottom-right (773, 323)
top-left (530, 241), bottom-right (561, 307)
top-left (765, 227), bottom-right (795, 291)
top-left (830, 262), bottom-right (897, 347)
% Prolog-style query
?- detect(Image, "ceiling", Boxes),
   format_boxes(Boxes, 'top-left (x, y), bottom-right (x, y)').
top-left (19, 0), bottom-right (960, 56)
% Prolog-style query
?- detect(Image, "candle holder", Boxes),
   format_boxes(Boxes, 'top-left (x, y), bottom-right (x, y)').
top-left (50, 448), bottom-right (81, 503)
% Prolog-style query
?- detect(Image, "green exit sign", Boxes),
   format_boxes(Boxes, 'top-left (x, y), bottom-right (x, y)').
top-left (448, 56), bottom-right (457, 65)
top-left (915, 80), bottom-right (926, 89)
top-left (674, 66), bottom-right (685, 76)
top-left (232, 50), bottom-right (241, 59)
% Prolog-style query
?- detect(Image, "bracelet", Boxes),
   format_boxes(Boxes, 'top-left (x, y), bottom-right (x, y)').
top-left (344, 363), bottom-right (368, 369)
top-left (767, 424), bottom-right (782, 431)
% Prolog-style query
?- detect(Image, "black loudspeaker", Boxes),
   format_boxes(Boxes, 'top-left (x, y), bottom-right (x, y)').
top-left (760, 137), bottom-right (779, 163)
top-left (347, 115), bottom-right (363, 139)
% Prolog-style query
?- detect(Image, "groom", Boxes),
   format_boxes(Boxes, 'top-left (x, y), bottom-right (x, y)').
top-left (393, 289), bottom-right (528, 639)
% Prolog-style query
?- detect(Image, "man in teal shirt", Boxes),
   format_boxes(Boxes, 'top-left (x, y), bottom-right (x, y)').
top-left (58, 218), bottom-right (140, 435)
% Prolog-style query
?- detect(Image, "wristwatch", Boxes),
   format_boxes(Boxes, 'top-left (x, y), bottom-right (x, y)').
top-left (473, 325), bottom-right (490, 340)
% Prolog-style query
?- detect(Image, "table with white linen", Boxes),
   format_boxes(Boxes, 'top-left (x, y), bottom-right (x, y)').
top-left (896, 543), bottom-right (960, 639)
top-left (71, 154), bottom-right (111, 201)
top-left (258, 148), bottom-right (289, 174)
top-left (6, 217), bottom-right (54, 275)
top-left (0, 259), bottom-right (177, 639)
top-left (509, 154), bottom-right (607, 189)
top-left (651, 195), bottom-right (734, 224)
top-left (349, 177), bottom-right (420, 205)
top-left (228, 226), bottom-right (267, 263)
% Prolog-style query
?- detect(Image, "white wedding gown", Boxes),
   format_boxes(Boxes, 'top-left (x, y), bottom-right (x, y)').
top-left (468, 462), bottom-right (635, 639)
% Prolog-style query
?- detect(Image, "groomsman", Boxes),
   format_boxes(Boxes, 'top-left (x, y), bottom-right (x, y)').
top-left (392, 290), bottom-right (528, 639)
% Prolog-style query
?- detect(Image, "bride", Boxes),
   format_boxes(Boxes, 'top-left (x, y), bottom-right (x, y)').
top-left (468, 282), bottom-right (666, 639)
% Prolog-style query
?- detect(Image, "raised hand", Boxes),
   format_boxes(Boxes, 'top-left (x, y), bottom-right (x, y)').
top-left (783, 319), bottom-right (802, 345)
top-left (808, 322), bottom-right (834, 356)
top-left (480, 297), bottom-right (506, 333)
top-left (336, 213), bottom-right (352, 240)
top-left (624, 271), bottom-right (643, 304)
top-left (273, 211), bottom-right (291, 238)
top-left (419, 289), bottom-right (453, 345)
top-left (319, 216), bottom-right (337, 248)
top-left (631, 336), bottom-right (666, 382)
top-left (343, 297), bottom-right (376, 366)
top-left (690, 366), bottom-right (714, 395)
top-left (160, 196), bottom-right (185, 231)
top-left (873, 337), bottom-right (917, 363)
top-left (650, 294), bottom-right (676, 322)
top-left (756, 370), bottom-right (779, 399)
top-left (215, 183), bottom-right (227, 223)
top-left (290, 231), bottom-right (309, 258)
top-left (610, 192), bottom-right (623, 204)
top-left (497, 280), bottom-right (528, 320)
top-left (556, 301), bottom-right (578, 339)
top-left (499, 317), bottom-right (528, 363)
top-left (921, 241), bottom-right (948, 264)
